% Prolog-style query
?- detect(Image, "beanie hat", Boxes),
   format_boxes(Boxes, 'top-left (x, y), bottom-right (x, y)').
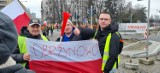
top-left (67, 20), bottom-right (73, 26)
top-left (0, 12), bottom-right (18, 64)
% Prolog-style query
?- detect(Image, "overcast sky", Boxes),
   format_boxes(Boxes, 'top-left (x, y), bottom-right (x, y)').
top-left (21, 0), bottom-right (160, 18)
top-left (21, 0), bottom-right (42, 18)
top-left (126, 0), bottom-right (160, 16)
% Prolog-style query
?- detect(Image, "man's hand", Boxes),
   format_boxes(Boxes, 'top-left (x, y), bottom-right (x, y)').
top-left (73, 27), bottom-right (80, 36)
top-left (23, 53), bottom-right (30, 61)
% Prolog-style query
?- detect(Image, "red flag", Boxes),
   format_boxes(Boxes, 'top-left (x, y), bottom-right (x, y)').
top-left (60, 12), bottom-right (71, 36)
top-left (30, 60), bottom-right (102, 73)
top-left (1, 0), bottom-right (30, 34)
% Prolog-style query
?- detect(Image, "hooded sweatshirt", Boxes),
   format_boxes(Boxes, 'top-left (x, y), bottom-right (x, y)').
top-left (0, 12), bottom-right (18, 64)
top-left (0, 12), bottom-right (34, 73)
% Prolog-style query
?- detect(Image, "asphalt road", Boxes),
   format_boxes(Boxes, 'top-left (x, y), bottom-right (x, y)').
top-left (121, 31), bottom-right (160, 42)
top-left (46, 29), bottom-right (60, 41)
top-left (47, 29), bottom-right (160, 42)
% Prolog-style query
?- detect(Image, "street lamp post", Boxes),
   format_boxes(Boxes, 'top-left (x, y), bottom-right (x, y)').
top-left (146, 0), bottom-right (150, 60)
top-left (137, 0), bottom-right (150, 60)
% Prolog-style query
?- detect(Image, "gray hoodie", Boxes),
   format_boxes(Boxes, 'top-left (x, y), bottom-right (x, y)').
top-left (0, 12), bottom-right (18, 64)
top-left (0, 12), bottom-right (34, 73)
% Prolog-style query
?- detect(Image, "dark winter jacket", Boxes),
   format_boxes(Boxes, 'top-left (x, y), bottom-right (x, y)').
top-left (56, 27), bottom-right (95, 41)
top-left (11, 27), bottom-right (47, 69)
top-left (95, 22), bottom-right (122, 73)
top-left (0, 12), bottom-right (18, 65)
top-left (0, 64), bottom-right (34, 73)
top-left (0, 12), bottom-right (34, 73)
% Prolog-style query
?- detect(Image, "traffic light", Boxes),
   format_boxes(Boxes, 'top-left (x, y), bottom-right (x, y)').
top-left (87, 9), bottom-right (96, 16)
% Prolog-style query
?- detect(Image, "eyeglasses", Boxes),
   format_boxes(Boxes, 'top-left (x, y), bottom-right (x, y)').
top-left (99, 18), bottom-right (110, 21)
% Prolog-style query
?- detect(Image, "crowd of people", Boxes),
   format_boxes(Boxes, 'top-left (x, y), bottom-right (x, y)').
top-left (41, 23), bottom-right (55, 36)
top-left (0, 10), bottom-right (123, 73)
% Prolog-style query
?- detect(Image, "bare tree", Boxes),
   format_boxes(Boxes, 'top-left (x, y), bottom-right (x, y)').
top-left (43, 0), bottom-right (147, 24)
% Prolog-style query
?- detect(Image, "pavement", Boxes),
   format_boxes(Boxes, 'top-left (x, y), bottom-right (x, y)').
top-left (119, 30), bottom-right (160, 73)
top-left (121, 34), bottom-right (144, 40)
top-left (118, 55), bottom-right (160, 73)
top-left (157, 31), bottom-right (160, 36)
top-left (47, 29), bottom-right (60, 41)
top-left (121, 33), bottom-right (160, 42)
top-left (148, 35), bottom-right (160, 42)
top-left (122, 40), bottom-right (160, 58)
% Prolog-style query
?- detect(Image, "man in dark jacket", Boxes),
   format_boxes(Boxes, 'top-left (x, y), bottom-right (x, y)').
top-left (56, 20), bottom-right (95, 41)
top-left (95, 11), bottom-right (122, 73)
top-left (11, 19), bottom-right (48, 69)
top-left (0, 12), bottom-right (34, 73)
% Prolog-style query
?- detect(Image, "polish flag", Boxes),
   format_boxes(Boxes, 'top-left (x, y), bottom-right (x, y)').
top-left (27, 39), bottom-right (103, 73)
top-left (1, 0), bottom-right (30, 34)
top-left (43, 21), bottom-right (47, 26)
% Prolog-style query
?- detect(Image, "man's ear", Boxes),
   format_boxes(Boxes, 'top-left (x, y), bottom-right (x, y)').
top-left (27, 25), bottom-right (29, 30)
top-left (109, 19), bottom-right (112, 24)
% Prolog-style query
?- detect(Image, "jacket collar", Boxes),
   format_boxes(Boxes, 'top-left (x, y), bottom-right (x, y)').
top-left (20, 26), bottom-right (41, 39)
top-left (97, 22), bottom-right (119, 36)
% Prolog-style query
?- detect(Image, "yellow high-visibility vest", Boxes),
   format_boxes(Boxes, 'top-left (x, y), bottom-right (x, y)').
top-left (18, 34), bottom-right (48, 67)
top-left (101, 32), bottom-right (121, 71)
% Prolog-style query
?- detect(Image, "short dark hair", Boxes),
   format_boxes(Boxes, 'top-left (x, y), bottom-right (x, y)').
top-left (98, 10), bottom-right (112, 19)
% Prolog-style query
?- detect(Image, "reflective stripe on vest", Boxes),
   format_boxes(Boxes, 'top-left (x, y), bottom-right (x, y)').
top-left (41, 34), bottom-right (48, 41)
top-left (93, 29), bottom-right (98, 39)
top-left (101, 32), bottom-right (121, 71)
top-left (18, 34), bottom-right (48, 67)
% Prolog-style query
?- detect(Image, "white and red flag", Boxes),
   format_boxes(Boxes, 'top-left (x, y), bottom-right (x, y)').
top-left (43, 20), bottom-right (47, 26)
top-left (26, 39), bottom-right (102, 73)
top-left (1, 0), bottom-right (30, 34)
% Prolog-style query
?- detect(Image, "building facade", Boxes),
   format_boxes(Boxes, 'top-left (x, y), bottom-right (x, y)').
top-left (41, 0), bottom-right (54, 24)
top-left (0, 0), bottom-right (12, 10)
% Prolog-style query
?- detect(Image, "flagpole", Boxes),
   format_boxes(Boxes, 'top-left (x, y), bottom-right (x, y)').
top-left (60, 36), bottom-right (62, 42)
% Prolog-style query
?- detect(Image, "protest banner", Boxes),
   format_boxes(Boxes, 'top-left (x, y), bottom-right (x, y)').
top-left (27, 39), bottom-right (102, 73)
